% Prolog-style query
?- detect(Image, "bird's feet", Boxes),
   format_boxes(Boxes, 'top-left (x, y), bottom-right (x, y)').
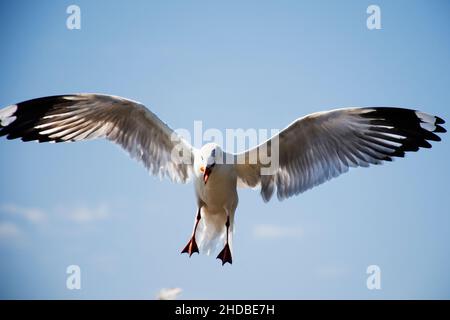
top-left (181, 236), bottom-right (199, 257)
top-left (216, 243), bottom-right (232, 265)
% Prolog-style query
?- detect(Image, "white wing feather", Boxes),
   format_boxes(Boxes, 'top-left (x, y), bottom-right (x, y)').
top-left (0, 94), bottom-right (194, 183)
top-left (235, 107), bottom-right (445, 201)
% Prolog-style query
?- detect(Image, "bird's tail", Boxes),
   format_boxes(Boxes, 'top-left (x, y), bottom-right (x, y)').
top-left (196, 209), bottom-right (233, 256)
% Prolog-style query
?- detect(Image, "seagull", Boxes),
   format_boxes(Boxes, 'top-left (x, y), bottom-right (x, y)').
top-left (0, 94), bottom-right (446, 265)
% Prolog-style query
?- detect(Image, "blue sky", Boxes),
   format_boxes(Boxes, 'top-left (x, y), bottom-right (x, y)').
top-left (0, 0), bottom-right (449, 299)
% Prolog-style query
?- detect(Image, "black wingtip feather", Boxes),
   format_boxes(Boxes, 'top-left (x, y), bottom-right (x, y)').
top-left (361, 107), bottom-right (445, 160)
top-left (435, 125), bottom-right (446, 133)
top-left (0, 95), bottom-right (76, 142)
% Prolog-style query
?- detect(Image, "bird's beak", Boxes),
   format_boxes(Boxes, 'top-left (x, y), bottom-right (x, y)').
top-left (203, 164), bottom-right (215, 184)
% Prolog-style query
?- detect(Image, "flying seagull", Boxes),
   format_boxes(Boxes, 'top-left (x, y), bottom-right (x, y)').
top-left (0, 94), bottom-right (446, 265)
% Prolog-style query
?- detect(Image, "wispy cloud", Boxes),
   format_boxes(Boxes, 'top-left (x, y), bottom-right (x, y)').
top-left (0, 204), bottom-right (45, 245)
top-left (1, 202), bottom-right (111, 228)
top-left (156, 288), bottom-right (182, 300)
top-left (64, 204), bottom-right (110, 223)
top-left (0, 222), bottom-right (22, 241)
top-left (0, 204), bottom-right (46, 224)
top-left (0, 202), bottom-right (112, 247)
top-left (252, 224), bottom-right (303, 239)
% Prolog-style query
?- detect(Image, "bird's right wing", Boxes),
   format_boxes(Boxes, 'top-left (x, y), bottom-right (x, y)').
top-left (0, 94), bottom-right (195, 183)
top-left (235, 107), bottom-right (445, 201)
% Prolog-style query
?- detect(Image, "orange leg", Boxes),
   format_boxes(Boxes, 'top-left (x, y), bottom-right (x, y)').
top-left (181, 208), bottom-right (201, 256)
top-left (216, 214), bottom-right (232, 265)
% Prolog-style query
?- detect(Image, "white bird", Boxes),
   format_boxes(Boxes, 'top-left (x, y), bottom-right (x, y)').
top-left (0, 94), bottom-right (446, 265)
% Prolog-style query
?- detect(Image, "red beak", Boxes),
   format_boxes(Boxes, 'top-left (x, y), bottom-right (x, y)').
top-left (203, 167), bottom-right (212, 184)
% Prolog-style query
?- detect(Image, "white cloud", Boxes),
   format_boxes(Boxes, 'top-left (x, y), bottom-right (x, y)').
top-left (0, 204), bottom-right (46, 224)
top-left (0, 222), bottom-right (21, 240)
top-left (252, 224), bottom-right (303, 239)
top-left (156, 287), bottom-right (182, 300)
top-left (65, 205), bottom-right (110, 223)
top-left (0, 203), bottom-right (111, 226)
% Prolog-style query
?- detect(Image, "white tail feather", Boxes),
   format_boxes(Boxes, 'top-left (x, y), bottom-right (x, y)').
top-left (196, 208), bottom-right (234, 256)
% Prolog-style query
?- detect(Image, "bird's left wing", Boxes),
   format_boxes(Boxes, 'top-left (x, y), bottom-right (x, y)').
top-left (0, 94), bottom-right (194, 183)
top-left (234, 107), bottom-right (445, 201)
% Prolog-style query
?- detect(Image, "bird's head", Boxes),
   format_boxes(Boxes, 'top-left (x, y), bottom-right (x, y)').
top-left (198, 143), bottom-right (222, 184)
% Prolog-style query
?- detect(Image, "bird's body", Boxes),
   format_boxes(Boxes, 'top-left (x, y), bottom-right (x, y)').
top-left (194, 148), bottom-right (238, 214)
top-left (191, 145), bottom-right (238, 259)
top-left (0, 94), bottom-right (446, 265)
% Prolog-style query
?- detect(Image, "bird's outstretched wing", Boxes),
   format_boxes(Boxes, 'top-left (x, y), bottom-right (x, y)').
top-left (235, 107), bottom-right (446, 201)
top-left (0, 94), bottom-right (194, 183)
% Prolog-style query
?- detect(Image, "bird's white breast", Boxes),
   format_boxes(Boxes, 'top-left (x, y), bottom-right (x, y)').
top-left (195, 164), bottom-right (238, 214)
